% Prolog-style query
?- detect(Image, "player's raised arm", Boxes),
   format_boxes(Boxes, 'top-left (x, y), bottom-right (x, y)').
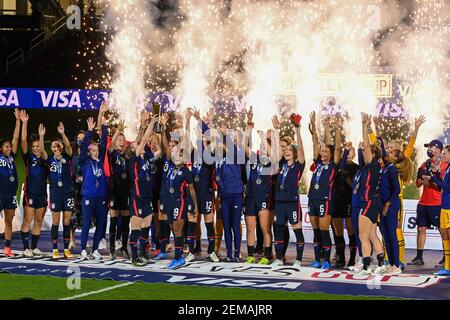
top-left (19, 110), bottom-right (29, 155)
top-left (57, 122), bottom-right (72, 157)
top-left (362, 113), bottom-right (373, 163)
top-left (11, 108), bottom-right (21, 154)
top-left (309, 111), bottom-right (319, 160)
top-left (136, 115), bottom-right (158, 157)
top-left (160, 113), bottom-right (171, 159)
top-left (333, 117), bottom-right (342, 165)
top-left (38, 124), bottom-right (48, 160)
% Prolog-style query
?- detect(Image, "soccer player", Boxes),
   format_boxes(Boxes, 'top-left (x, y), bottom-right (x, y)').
top-left (158, 113), bottom-right (199, 269)
top-left (375, 115), bottom-right (425, 268)
top-left (379, 143), bottom-right (402, 274)
top-left (0, 109), bottom-right (20, 257)
top-left (348, 143), bottom-right (366, 272)
top-left (427, 145), bottom-right (450, 275)
top-left (108, 120), bottom-right (131, 260)
top-left (333, 141), bottom-right (359, 268)
top-left (409, 139), bottom-right (445, 266)
top-left (185, 107), bottom-right (219, 262)
top-left (357, 113), bottom-right (385, 275)
top-left (19, 110), bottom-right (48, 257)
top-left (45, 121), bottom-right (74, 259)
top-left (214, 119), bottom-right (248, 262)
top-left (277, 135), bottom-right (293, 260)
top-left (271, 114), bottom-right (305, 268)
top-left (307, 112), bottom-right (342, 270)
top-left (78, 116), bottom-right (109, 261)
top-left (128, 115), bottom-right (159, 266)
top-left (70, 130), bottom-right (85, 250)
top-left (243, 110), bottom-right (277, 265)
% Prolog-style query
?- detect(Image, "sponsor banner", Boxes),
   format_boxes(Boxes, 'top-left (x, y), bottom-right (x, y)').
top-left (1, 189), bottom-right (441, 251)
top-left (0, 258), bottom-right (448, 299)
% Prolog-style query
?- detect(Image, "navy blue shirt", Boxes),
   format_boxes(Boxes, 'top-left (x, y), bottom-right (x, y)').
top-left (79, 125), bottom-right (108, 198)
top-left (130, 148), bottom-right (155, 199)
top-left (246, 153), bottom-right (273, 199)
top-left (0, 152), bottom-right (18, 193)
top-left (23, 152), bottom-right (48, 197)
top-left (215, 158), bottom-right (245, 197)
top-left (380, 163), bottom-right (401, 204)
top-left (164, 165), bottom-right (193, 202)
top-left (308, 160), bottom-right (337, 201)
top-left (160, 156), bottom-right (176, 202)
top-left (151, 157), bottom-right (163, 201)
top-left (48, 153), bottom-right (74, 195)
top-left (334, 150), bottom-right (358, 206)
top-left (356, 158), bottom-right (382, 202)
top-left (275, 160), bottom-right (305, 202)
top-left (109, 149), bottom-right (130, 196)
top-left (191, 142), bottom-right (215, 195)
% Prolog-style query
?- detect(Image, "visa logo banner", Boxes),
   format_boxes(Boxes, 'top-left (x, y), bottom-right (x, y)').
top-left (0, 88), bottom-right (110, 110)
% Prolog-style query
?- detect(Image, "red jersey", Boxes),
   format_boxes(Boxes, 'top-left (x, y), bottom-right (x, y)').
top-left (417, 159), bottom-right (447, 206)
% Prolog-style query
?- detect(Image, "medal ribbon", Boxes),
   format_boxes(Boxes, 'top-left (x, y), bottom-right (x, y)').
top-left (56, 156), bottom-right (63, 184)
top-left (280, 163), bottom-right (291, 189)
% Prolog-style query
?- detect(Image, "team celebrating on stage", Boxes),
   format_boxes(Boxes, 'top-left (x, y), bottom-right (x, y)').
top-left (1, 103), bottom-right (449, 276)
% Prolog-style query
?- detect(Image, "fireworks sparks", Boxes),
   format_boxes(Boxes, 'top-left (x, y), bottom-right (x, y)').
top-left (73, 0), bottom-right (449, 166)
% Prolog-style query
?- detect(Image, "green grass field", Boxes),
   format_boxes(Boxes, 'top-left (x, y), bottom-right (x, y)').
top-left (0, 273), bottom-right (394, 300)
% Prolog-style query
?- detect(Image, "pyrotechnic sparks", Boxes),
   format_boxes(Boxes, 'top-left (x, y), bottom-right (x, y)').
top-left (74, 0), bottom-right (449, 170)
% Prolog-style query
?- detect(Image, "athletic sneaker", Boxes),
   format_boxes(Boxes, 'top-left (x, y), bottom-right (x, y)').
top-left (231, 257), bottom-right (241, 263)
top-left (68, 241), bottom-right (76, 250)
top-left (373, 265), bottom-right (387, 275)
top-left (184, 252), bottom-right (195, 262)
top-left (349, 261), bottom-right (364, 273)
top-left (23, 249), bottom-right (33, 258)
top-left (109, 252), bottom-right (116, 261)
top-left (388, 266), bottom-right (402, 275)
top-left (80, 250), bottom-right (88, 261)
top-left (258, 257), bottom-right (270, 265)
top-left (206, 252), bottom-right (220, 263)
top-left (64, 249), bottom-right (73, 259)
top-left (115, 240), bottom-right (122, 250)
top-left (400, 262), bottom-right (405, 270)
top-left (321, 261), bottom-right (331, 270)
top-left (407, 256), bottom-right (425, 266)
top-left (92, 250), bottom-right (102, 261)
top-left (434, 269), bottom-right (450, 276)
top-left (153, 252), bottom-right (169, 260)
top-left (152, 249), bottom-right (161, 258)
top-left (32, 248), bottom-right (44, 257)
top-left (139, 255), bottom-right (150, 265)
top-left (167, 257), bottom-right (186, 270)
top-left (99, 238), bottom-right (107, 250)
top-left (245, 256), bottom-right (256, 264)
top-left (309, 260), bottom-right (322, 269)
top-left (435, 257), bottom-right (445, 268)
top-left (222, 256), bottom-right (233, 262)
top-left (132, 259), bottom-right (147, 267)
top-left (121, 248), bottom-right (130, 260)
top-left (348, 258), bottom-right (363, 271)
top-left (293, 260), bottom-right (302, 269)
top-left (52, 249), bottom-right (60, 259)
top-left (358, 267), bottom-right (372, 275)
top-left (3, 247), bottom-right (14, 257)
top-left (271, 259), bottom-right (283, 267)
